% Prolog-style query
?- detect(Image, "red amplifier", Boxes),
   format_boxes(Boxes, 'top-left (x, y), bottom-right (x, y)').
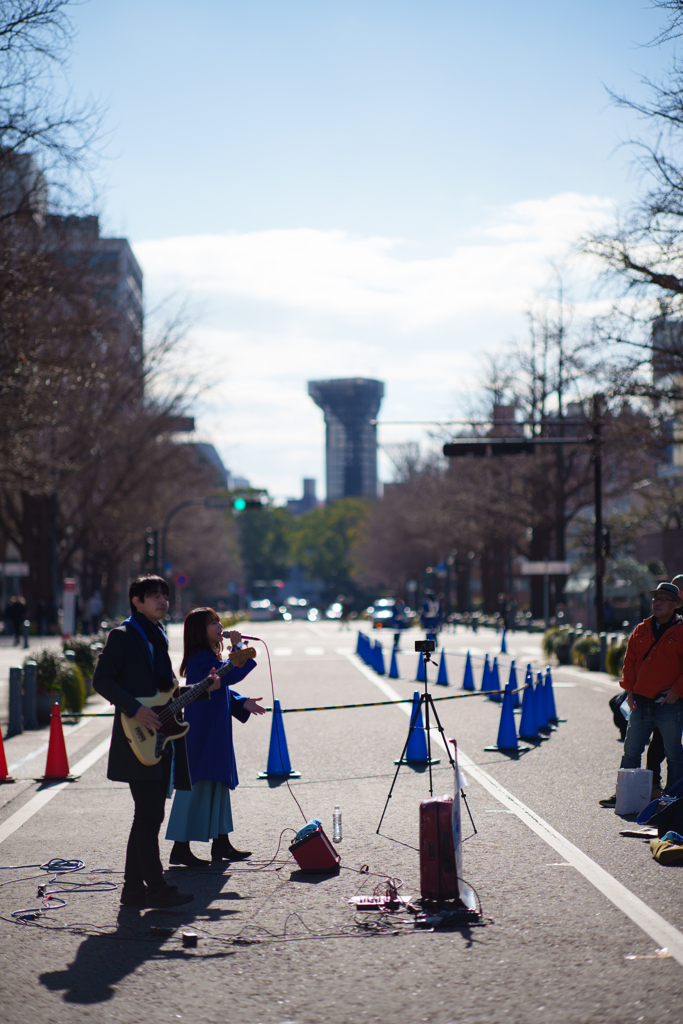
top-left (419, 797), bottom-right (458, 901)
top-left (289, 826), bottom-right (340, 874)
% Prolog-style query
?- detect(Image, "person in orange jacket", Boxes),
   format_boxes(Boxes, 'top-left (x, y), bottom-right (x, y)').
top-left (599, 581), bottom-right (683, 807)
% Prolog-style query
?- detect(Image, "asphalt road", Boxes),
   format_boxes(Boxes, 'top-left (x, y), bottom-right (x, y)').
top-left (0, 621), bottom-right (681, 1024)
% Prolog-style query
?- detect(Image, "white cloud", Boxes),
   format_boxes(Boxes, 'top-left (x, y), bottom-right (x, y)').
top-left (134, 191), bottom-right (615, 499)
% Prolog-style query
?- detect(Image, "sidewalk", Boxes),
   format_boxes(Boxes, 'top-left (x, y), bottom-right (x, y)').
top-left (0, 634), bottom-right (63, 728)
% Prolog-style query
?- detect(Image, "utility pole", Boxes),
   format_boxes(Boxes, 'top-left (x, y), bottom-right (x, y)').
top-left (591, 394), bottom-right (605, 634)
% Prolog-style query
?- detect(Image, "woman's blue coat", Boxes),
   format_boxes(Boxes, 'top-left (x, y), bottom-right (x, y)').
top-left (184, 649), bottom-right (256, 788)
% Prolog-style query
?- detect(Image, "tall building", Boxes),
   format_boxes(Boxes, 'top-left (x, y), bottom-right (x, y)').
top-left (308, 378), bottom-right (384, 501)
top-left (288, 478), bottom-right (318, 515)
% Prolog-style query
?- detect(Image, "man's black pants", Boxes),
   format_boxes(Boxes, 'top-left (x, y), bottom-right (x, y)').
top-left (124, 774), bottom-right (170, 893)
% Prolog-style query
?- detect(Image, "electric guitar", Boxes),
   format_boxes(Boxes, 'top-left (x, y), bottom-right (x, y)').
top-left (121, 646), bottom-right (256, 766)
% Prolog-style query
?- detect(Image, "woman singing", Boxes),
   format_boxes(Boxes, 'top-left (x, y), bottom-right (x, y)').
top-left (165, 607), bottom-right (265, 866)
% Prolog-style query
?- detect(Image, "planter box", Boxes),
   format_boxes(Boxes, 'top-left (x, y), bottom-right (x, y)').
top-left (36, 692), bottom-right (62, 724)
top-left (584, 653), bottom-right (601, 672)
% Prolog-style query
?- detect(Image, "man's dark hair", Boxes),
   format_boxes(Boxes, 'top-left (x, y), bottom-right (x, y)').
top-left (129, 575), bottom-right (170, 613)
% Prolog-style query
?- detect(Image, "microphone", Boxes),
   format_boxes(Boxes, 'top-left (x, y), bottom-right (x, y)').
top-left (222, 631), bottom-right (261, 642)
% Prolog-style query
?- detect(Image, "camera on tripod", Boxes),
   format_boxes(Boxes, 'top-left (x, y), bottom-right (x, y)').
top-left (415, 639), bottom-right (436, 653)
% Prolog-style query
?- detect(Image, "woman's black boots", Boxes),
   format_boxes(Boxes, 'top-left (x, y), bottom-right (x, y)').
top-left (211, 834), bottom-right (252, 861)
top-left (169, 841), bottom-right (210, 867)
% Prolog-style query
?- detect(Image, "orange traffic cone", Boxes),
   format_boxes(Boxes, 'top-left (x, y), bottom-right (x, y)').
top-left (0, 729), bottom-right (15, 783)
top-left (35, 703), bottom-right (78, 782)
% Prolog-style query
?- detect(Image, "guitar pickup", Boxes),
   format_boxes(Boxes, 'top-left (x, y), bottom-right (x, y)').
top-left (134, 726), bottom-right (145, 741)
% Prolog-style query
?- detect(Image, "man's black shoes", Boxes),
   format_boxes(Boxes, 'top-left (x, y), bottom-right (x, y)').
top-left (120, 885), bottom-right (148, 907)
top-left (598, 794), bottom-right (617, 807)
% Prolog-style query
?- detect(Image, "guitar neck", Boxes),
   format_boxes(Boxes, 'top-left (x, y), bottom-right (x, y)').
top-left (167, 661), bottom-right (233, 717)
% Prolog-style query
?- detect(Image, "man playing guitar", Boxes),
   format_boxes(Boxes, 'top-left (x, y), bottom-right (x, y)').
top-left (93, 574), bottom-right (221, 908)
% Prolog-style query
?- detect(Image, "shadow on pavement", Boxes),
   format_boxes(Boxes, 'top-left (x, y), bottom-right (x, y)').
top-left (39, 869), bottom-right (237, 1005)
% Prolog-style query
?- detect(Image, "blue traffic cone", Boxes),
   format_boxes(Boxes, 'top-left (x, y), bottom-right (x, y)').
top-left (485, 681), bottom-right (519, 752)
top-left (481, 653), bottom-right (492, 693)
top-left (388, 646), bottom-right (400, 679)
top-left (501, 629), bottom-right (507, 654)
top-left (518, 665), bottom-right (539, 740)
top-left (489, 655), bottom-right (502, 702)
top-left (396, 692), bottom-right (439, 764)
top-left (436, 649), bottom-right (449, 686)
top-left (416, 651), bottom-right (426, 682)
top-left (257, 700), bottom-right (301, 778)
top-left (535, 671), bottom-right (550, 730)
top-left (545, 666), bottom-right (558, 723)
top-left (461, 651), bottom-right (474, 691)
top-left (508, 660), bottom-right (521, 708)
top-left (358, 633), bottom-right (367, 663)
top-left (374, 641), bottom-right (386, 676)
top-left (355, 631), bottom-right (362, 657)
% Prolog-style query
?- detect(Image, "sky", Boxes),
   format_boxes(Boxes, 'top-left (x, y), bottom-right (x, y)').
top-left (64, 0), bottom-right (675, 499)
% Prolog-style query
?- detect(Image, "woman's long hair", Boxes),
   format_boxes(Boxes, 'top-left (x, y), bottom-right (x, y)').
top-left (179, 606), bottom-right (222, 677)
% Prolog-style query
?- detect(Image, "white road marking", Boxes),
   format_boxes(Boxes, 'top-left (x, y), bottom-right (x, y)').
top-left (553, 682), bottom-right (576, 688)
top-left (7, 709), bottom-right (109, 773)
top-left (0, 737), bottom-right (111, 846)
top-left (304, 647), bottom-right (325, 656)
top-left (273, 648), bottom-right (293, 657)
top-left (342, 651), bottom-right (683, 969)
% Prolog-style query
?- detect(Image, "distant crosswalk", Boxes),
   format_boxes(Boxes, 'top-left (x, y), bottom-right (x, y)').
top-left (271, 646), bottom-right (328, 657)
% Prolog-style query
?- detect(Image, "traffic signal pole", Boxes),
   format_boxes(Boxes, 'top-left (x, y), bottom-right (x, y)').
top-left (442, 400), bottom-right (607, 630)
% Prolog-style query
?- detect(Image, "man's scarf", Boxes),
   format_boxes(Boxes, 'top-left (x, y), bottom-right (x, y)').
top-left (130, 609), bottom-right (175, 691)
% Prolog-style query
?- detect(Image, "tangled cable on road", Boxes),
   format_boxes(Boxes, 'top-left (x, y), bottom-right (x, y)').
top-left (0, 858), bottom-right (117, 923)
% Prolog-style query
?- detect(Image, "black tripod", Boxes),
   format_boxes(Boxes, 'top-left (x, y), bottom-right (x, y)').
top-left (377, 644), bottom-right (457, 833)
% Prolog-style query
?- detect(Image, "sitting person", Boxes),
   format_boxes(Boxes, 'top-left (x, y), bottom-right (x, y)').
top-left (165, 607), bottom-right (265, 866)
top-left (600, 582), bottom-right (683, 807)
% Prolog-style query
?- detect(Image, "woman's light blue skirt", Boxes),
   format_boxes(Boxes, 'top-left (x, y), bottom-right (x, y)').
top-left (165, 780), bottom-right (233, 842)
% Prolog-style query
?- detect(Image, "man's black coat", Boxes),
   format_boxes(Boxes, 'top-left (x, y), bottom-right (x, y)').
top-left (92, 620), bottom-right (199, 787)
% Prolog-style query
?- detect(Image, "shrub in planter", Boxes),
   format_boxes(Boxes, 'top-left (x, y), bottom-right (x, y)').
top-left (541, 627), bottom-right (570, 663)
top-left (606, 638), bottom-right (628, 679)
top-left (24, 648), bottom-right (87, 714)
top-left (571, 632), bottom-right (600, 668)
top-left (60, 662), bottom-right (86, 713)
top-left (26, 649), bottom-right (63, 694)
top-left (61, 637), bottom-right (98, 678)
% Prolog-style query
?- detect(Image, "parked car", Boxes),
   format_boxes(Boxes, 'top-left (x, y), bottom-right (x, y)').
top-left (370, 598), bottom-right (397, 628)
top-left (248, 599), bottom-right (275, 621)
top-left (285, 597), bottom-right (310, 620)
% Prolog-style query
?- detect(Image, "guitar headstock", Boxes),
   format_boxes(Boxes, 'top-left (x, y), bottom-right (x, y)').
top-left (227, 645), bottom-right (256, 668)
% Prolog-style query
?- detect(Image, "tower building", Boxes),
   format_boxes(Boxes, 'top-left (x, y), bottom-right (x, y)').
top-left (308, 378), bottom-right (384, 502)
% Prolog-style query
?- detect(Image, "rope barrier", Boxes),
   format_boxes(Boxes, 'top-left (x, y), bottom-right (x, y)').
top-left (61, 684), bottom-right (528, 719)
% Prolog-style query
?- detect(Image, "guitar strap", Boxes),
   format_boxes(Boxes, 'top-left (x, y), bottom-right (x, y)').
top-left (123, 615), bottom-right (155, 670)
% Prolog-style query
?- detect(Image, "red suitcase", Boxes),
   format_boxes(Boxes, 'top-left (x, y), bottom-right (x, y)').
top-left (419, 797), bottom-right (458, 901)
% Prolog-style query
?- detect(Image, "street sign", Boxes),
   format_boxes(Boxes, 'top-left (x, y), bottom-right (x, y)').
top-left (0, 562), bottom-right (29, 576)
top-left (519, 561), bottom-right (571, 575)
top-left (174, 572), bottom-right (190, 589)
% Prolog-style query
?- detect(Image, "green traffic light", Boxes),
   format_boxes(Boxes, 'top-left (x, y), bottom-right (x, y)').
top-left (233, 498), bottom-right (247, 511)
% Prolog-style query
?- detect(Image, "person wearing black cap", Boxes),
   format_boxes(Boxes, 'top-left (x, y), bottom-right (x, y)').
top-left (599, 581), bottom-right (683, 807)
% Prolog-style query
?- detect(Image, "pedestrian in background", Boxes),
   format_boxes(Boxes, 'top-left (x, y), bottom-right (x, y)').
top-left (5, 595), bottom-right (26, 646)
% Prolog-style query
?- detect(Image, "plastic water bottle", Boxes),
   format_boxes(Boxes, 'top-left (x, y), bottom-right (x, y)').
top-left (332, 805), bottom-right (342, 842)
